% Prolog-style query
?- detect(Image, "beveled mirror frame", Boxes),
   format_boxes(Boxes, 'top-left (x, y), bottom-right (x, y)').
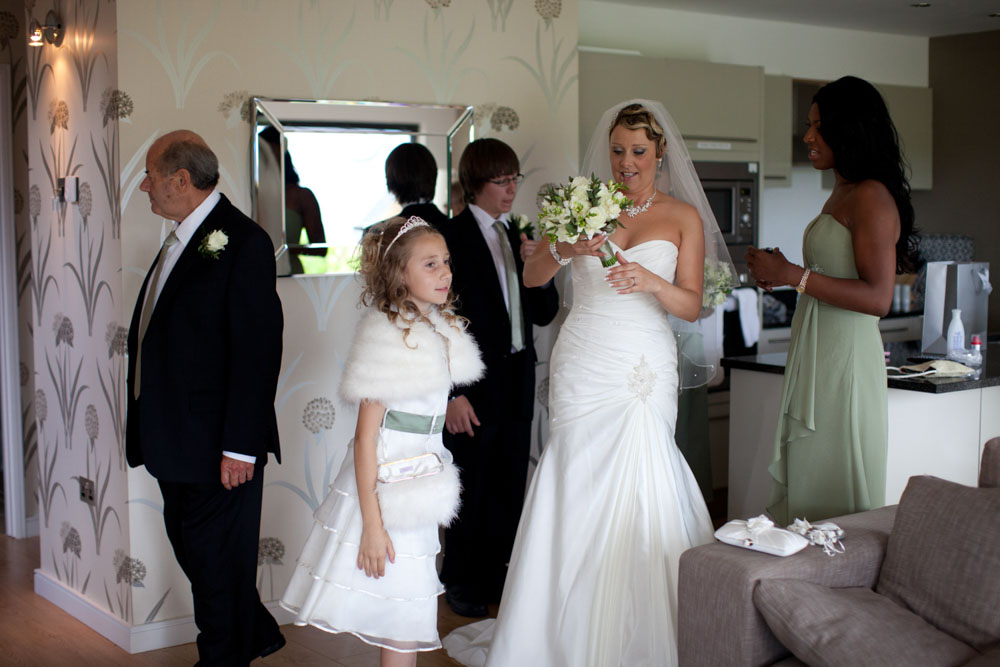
top-left (251, 98), bottom-right (474, 276)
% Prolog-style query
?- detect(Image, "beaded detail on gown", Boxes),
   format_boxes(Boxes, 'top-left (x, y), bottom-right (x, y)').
top-left (444, 240), bottom-right (714, 667)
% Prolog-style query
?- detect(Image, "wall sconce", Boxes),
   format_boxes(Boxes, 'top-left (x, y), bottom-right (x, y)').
top-left (29, 10), bottom-right (63, 48)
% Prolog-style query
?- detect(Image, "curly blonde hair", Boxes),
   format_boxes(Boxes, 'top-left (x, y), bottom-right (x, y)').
top-left (609, 103), bottom-right (667, 158)
top-left (358, 217), bottom-right (464, 338)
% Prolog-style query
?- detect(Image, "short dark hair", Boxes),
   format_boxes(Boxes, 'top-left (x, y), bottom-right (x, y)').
top-left (385, 143), bottom-right (437, 203)
top-left (157, 140), bottom-right (220, 190)
top-left (813, 76), bottom-right (917, 272)
top-left (458, 138), bottom-right (519, 203)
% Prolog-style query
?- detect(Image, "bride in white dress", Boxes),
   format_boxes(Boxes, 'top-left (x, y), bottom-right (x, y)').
top-left (443, 99), bottom-right (737, 667)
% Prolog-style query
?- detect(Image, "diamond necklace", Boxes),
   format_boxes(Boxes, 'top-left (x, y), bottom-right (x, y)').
top-left (625, 193), bottom-right (655, 218)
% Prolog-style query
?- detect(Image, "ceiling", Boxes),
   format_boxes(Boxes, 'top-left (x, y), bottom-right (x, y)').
top-left (599, 0), bottom-right (1000, 37)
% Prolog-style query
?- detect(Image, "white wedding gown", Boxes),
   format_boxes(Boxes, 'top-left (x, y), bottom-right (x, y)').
top-left (443, 240), bottom-right (714, 667)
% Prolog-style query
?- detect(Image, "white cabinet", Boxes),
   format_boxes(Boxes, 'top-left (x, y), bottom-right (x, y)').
top-left (758, 315), bottom-right (923, 354)
top-left (578, 51), bottom-right (765, 163)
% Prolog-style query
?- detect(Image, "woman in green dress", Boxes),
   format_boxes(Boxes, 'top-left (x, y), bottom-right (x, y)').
top-left (745, 76), bottom-right (918, 524)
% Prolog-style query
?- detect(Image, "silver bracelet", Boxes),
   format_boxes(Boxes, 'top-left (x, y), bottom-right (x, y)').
top-left (549, 241), bottom-right (571, 266)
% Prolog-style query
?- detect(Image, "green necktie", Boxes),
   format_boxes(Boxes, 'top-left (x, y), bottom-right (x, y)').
top-left (134, 231), bottom-right (179, 399)
top-left (494, 220), bottom-right (524, 352)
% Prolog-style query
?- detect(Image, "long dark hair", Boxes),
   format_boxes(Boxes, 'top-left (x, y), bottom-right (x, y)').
top-left (814, 76), bottom-right (918, 273)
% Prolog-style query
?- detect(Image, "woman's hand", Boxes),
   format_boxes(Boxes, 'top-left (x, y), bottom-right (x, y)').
top-left (604, 252), bottom-right (660, 294)
top-left (358, 523), bottom-right (396, 578)
top-left (745, 246), bottom-right (797, 291)
top-left (559, 234), bottom-right (608, 259)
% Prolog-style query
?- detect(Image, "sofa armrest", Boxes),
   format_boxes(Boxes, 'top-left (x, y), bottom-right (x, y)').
top-left (677, 505), bottom-right (897, 667)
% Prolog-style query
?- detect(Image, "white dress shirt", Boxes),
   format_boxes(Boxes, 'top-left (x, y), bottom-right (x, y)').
top-left (468, 203), bottom-right (511, 312)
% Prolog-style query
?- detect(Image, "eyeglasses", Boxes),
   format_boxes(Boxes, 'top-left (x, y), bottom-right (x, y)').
top-left (488, 174), bottom-right (524, 187)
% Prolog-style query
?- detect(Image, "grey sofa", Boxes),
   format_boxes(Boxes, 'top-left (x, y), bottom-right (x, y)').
top-left (678, 439), bottom-right (1000, 667)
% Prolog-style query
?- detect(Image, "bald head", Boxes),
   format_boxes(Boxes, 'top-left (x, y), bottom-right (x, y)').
top-left (150, 130), bottom-right (220, 191)
top-left (141, 130), bottom-right (220, 221)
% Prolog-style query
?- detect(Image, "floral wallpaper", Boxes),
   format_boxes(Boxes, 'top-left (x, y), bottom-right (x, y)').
top-left (20, 0), bottom-right (135, 622)
top-left (17, 0), bottom-right (578, 638)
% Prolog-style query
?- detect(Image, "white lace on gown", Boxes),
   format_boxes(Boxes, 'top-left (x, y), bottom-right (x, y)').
top-left (444, 241), bottom-right (714, 667)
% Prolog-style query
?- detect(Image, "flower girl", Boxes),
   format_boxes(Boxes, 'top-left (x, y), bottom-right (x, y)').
top-left (280, 216), bottom-right (483, 666)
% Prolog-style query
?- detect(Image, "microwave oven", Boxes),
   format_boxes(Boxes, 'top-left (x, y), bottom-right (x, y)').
top-left (694, 160), bottom-right (759, 284)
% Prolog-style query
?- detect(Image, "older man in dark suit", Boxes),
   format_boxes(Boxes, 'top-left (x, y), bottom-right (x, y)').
top-left (435, 138), bottom-right (558, 617)
top-left (126, 130), bottom-right (285, 665)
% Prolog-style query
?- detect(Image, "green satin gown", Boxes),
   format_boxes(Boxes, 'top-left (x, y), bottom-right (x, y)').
top-left (768, 213), bottom-right (888, 524)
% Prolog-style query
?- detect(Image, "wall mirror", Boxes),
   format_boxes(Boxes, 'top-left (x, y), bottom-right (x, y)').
top-left (252, 98), bottom-right (474, 276)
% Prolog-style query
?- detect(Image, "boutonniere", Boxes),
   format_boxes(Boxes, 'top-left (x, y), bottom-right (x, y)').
top-left (508, 213), bottom-right (535, 240)
top-left (198, 229), bottom-right (228, 259)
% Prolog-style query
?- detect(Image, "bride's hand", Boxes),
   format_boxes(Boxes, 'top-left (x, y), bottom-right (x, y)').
top-left (555, 234), bottom-right (607, 260)
top-left (605, 252), bottom-right (657, 294)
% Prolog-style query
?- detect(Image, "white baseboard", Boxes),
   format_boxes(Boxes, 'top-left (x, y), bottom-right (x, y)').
top-left (34, 568), bottom-right (296, 654)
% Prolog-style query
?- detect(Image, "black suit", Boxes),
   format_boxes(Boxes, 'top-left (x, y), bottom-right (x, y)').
top-left (126, 194), bottom-right (284, 665)
top-left (435, 208), bottom-right (558, 602)
top-left (399, 201), bottom-right (450, 227)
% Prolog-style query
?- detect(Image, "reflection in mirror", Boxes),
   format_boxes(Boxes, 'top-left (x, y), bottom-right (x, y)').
top-left (252, 99), bottom-right (474, 276)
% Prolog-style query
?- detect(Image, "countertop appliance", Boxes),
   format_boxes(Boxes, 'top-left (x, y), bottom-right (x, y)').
top-left (694, 160), bottom-right (758, 285)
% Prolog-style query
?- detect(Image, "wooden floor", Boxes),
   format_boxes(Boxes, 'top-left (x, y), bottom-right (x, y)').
top-left (0, 535), bottom-right (488, 666)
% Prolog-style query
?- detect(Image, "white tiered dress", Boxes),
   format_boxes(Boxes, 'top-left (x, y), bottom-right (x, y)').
top-left (281, 308), bottom-right (483, 652)
top-left (444, 240), bottom-right (714, 666)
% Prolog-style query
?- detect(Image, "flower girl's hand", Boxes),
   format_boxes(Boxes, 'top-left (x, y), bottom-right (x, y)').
top-left (606, 252), bottom-right (655, 294)
top-left (358, 524), bottom-right (396, 579)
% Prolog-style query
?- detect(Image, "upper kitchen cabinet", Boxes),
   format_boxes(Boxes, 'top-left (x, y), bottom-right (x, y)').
top-left (579, 51), bottom-right (764, 163)
top-left (879, 83), bottom-right (933, 190)
top-left (789, 80), bottom-right (933, 191)
top-left (763, 74), bottom-right (793, 186)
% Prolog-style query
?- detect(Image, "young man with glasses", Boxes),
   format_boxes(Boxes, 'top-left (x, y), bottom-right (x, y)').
top-left (434, 138), bottom-right (559, 617)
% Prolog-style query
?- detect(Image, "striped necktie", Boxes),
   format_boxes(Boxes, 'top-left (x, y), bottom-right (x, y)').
top-left (493, 220), bottom-right (524, 352)
top-left (134, 231), bottom-right (179, 399)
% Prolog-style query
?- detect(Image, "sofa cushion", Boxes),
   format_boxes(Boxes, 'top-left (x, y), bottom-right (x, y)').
top-left (876, 475), bottom-right (1000, 651)
top-left (754, 579), bottom-right (978, 666)
top-left (981, 438), bottom-right (999, 488)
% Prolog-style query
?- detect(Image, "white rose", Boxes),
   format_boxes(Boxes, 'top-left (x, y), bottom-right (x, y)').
top-left (205, 230), bottom-right (228, 252)
top-left (585, 207), bottom-right (608, 234)
top-left (570, 175), bottom-right (590, 190)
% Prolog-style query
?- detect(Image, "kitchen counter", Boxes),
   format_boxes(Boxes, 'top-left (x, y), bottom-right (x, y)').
top-left (722, 339), bottom-right (999, 520)
top-left (723, 340), bottom-right (998, 393)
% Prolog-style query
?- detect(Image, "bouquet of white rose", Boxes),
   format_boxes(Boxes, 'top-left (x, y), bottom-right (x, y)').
top-left (537, 175), bottom-right (632, 268)
top-left (703, 257), bottom-right (737, 310)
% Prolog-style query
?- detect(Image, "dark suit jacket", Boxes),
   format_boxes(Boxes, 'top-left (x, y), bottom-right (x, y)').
top-left (399, 202), bottom-right (450, 227)
top-left (126, 194), bottom-right (284, 484)
top-left (435, 208), bottom-right (558, 422)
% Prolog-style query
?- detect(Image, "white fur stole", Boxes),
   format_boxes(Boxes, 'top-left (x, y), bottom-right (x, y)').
top-left (340, 307), bottom-right (484, 406)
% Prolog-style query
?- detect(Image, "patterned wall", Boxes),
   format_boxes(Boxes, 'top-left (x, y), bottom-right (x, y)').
top-left (20, 0), bottom-right (578, 631)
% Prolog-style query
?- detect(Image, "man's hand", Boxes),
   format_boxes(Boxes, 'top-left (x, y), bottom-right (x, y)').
top-left (520, 232), bottom-right (541, 263)
top-left (445, 395), bottom-right (480, 437)
top-left (221, 456), bottom-right (254, 490)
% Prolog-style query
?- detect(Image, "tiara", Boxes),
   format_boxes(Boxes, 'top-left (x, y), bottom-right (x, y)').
top-left (383, 216), bottom-right (430, 257)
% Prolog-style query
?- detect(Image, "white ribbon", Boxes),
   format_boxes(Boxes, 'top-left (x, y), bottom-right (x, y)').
top-left (787, 518), bottom-right (845, 557)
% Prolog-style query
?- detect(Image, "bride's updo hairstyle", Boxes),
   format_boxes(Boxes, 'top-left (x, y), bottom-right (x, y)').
top-left (359, 217), bottom-right (461, 332)
top-left (608, 103), bottom-right (667, 158)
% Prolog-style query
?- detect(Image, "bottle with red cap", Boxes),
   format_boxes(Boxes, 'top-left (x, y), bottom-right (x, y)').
top-left (969, 335), bottom-right (983, 367)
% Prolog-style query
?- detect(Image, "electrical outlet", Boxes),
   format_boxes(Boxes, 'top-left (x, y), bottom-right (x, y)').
top-left (78, 477), bottom-right (95, 505)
